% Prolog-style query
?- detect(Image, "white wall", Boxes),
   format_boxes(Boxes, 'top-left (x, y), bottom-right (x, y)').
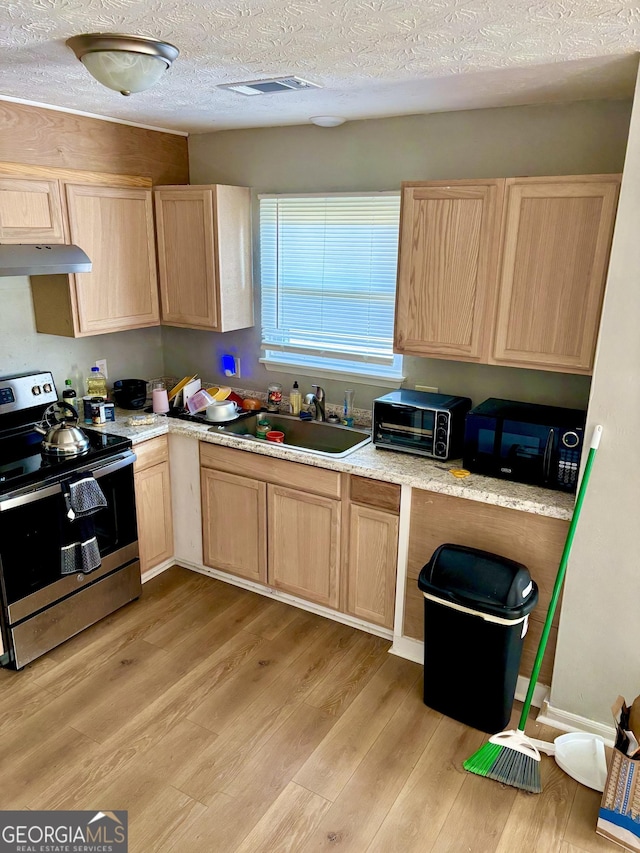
top-left (550, 71), bottom-right (640, 723)
top-left (0, 276), bottom-right (164, 395)
top-left (178, 99), bottom-right (631, 411)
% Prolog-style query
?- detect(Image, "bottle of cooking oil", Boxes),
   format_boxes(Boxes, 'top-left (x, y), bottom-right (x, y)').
top-left (86, 366), bottom-right (108, 398)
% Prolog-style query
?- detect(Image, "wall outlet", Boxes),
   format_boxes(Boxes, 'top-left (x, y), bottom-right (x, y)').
top-left (95, 358), bottom-right (108, 379)
top-left (415, 384), bottom-right (438, 394)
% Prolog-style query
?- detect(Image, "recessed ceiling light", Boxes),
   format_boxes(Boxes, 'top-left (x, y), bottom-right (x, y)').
top-left (309, 116), bottom-right (346, 127)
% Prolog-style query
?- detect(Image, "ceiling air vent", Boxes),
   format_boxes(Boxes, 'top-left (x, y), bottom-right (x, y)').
top-left (218, 77), bottom-right (322, 96)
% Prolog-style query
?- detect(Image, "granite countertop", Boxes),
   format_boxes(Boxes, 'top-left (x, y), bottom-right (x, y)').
top-left (100, 409), bottom-right (574, 521)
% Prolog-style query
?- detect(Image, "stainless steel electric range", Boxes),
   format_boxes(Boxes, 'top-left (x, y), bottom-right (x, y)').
top-left (0, 371), bottom-right (141, 669)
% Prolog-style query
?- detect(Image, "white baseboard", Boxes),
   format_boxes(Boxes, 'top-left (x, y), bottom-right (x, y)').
top-left (141, 559), bottom-right (173, 584)
top-left (175, 559), bottom-right (393, 641)
top-left (515, 676), bottom-right (549, 709)
top-left (536, 697), bottom-right (616, 745)
top-left (389, 635), bottom-right (423, 663)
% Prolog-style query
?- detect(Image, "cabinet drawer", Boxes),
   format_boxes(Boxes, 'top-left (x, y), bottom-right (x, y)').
top-left (200, 442), bottom-right (341, 499)
top-left (350, 476), bottom-right (400, 514)
top-left (134, 435), bottom-right (169, 471)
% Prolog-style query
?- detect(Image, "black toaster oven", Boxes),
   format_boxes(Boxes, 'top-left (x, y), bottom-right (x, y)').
top-left (373, 390), bottom-right (472, 460)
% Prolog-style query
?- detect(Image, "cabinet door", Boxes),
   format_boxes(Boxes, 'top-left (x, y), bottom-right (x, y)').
top-left (154, 188), bottom-right (219, 330)
top-left (0, 178), bottom-right (65, 243)
top-left (394, 180), bottom-right (503, 361)
top-left (0, 177), bottom-right (65, 243)
top-left (347, 504), bottom-right (398, 629)
top-left (267, 484), bottom-right (340, 609)
top-left (201, 468), bottom-right (267, 583)
top-left (65, 184), bottom-right (160, 334)
top-left (492, 176), bottom-right (620, 373)
top-left (134, 460), bottom-right (174, 575)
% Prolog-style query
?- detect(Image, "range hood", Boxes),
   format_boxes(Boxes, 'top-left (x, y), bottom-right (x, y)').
top-left (0, 243), bottom-right (92, 276)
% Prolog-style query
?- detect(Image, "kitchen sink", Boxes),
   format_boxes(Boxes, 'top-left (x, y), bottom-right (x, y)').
top-left (209, 413), bottom-right (371, 458)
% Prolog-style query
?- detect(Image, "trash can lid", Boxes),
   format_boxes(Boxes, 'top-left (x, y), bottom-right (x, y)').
top-left (417, 543), bottom-right (538, 619)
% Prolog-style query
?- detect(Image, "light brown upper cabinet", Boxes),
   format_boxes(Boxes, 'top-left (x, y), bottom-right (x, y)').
top-left (394, 179), bottom-right (504, 361)
top-left (394, 174), bottom-right (620, 374)
top-left (491, 176), bottom-right (620, 373)
top-left (28, 176), bottom-right (160, 337)
top-left (0, 177), bottom-right (66, 243)
top-left (154, 184), bottom-right (253, 332)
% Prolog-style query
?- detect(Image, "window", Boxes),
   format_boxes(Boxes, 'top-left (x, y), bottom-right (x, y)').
top-left (259, 192), bottom-right (404, 384)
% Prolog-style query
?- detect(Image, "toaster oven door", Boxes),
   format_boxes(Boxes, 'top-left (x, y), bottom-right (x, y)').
top-left (374, 402), bottom-right (438, 456)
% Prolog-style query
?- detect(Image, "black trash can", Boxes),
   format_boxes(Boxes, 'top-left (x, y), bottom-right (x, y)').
top-left (418, 543), bottom-right (538, 733)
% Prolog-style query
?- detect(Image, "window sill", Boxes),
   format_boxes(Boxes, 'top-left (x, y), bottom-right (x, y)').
top-left (260, 358), bottom-right (405, 388)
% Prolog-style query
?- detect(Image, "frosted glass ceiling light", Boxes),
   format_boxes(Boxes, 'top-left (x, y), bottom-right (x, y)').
top-left (66, 33), bottom-right (179, 96)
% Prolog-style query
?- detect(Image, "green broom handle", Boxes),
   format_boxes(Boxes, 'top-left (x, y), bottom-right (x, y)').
top-left (517, 424), bottom-right (603, 730)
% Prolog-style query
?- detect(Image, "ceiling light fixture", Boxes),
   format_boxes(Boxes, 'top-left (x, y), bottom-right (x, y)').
top-left (66, 33), bottom-right (179, 96)
top-left (309, 116), bottom-right (346, 127)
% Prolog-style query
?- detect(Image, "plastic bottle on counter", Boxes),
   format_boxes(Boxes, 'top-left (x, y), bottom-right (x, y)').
top-left (342, 389), bottom-right (355, 427)
top-left (62, 379), bottom-right (77, 403)
top-left (290, 381), bottom-right (302, 416)
top-left (86, 366), bottom-right (108, 399)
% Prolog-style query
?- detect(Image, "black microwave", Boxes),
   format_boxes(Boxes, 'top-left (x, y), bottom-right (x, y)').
top-left (463, 398), bottom-right (586, 492)
top-left (373, 390), bottom-right (472, 460)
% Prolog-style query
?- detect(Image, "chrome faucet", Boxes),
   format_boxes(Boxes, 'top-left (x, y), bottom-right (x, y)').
top-left (305, 385), bottom-right (326, 421)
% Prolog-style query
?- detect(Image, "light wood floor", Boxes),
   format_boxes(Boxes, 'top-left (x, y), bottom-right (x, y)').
top-left (0, 567), bottom-right (620, 853)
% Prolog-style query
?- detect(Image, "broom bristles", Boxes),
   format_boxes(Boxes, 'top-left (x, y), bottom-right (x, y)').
top-left (464, 740), bottom-right (542, 793)
top-left (486, 746), bottom-right (541, 793)
top-left (463, 741), bottom-right (502, 776)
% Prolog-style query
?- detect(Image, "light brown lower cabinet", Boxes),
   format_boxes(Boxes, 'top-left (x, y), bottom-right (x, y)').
top-left (346, 477), bottom-right (401, 629)
top-left (199, 443), bottom-right (402, 623)
top-left (199, 443), bottom-right (342, 608)
top-left (347, 503), bottom-right (398, 629)
top-left (133, 436), bottom-right (174, 576)
top-left (268, 484), bottom-right (340, 608)
top-left (201, 468), bottom-right (267, 584)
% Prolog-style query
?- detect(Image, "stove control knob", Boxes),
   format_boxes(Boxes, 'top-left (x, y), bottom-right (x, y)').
top-left (32, 385), bottom-right (41, 395)
top-left (43, 383), bottom-right (52, 393)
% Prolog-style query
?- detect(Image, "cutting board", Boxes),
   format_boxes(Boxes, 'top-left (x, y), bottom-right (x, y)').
top-left (168, 374), bottom-right (198, 403)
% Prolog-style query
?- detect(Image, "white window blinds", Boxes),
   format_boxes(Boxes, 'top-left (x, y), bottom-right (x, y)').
top-left (260, 193), bottom-right (403, 381)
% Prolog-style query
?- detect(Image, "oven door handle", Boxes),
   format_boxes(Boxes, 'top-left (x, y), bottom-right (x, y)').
top-left (0, 450), bottom-right (135, 512)
top-left (387, 404), bottom-right (418, 411)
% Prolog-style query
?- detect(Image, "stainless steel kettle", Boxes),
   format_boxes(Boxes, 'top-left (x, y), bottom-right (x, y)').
top-left (35, 401), bottom-right (91, 457)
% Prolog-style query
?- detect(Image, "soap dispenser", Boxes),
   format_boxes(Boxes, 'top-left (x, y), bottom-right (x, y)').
top-left (290, 381), bottom-right (302, 416)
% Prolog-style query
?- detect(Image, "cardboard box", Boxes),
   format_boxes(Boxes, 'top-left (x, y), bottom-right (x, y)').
top-left (597, 696), bottom-right (640, 851)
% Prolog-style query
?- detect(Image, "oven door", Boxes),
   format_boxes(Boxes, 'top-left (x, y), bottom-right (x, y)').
top-left (374, 401), bottom-right (437, 456)
top-left (0, 452), bottom-right (137, 613)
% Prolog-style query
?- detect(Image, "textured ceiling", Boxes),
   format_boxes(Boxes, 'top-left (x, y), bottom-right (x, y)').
top-left (0, 0), bottom-right (638, 133)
